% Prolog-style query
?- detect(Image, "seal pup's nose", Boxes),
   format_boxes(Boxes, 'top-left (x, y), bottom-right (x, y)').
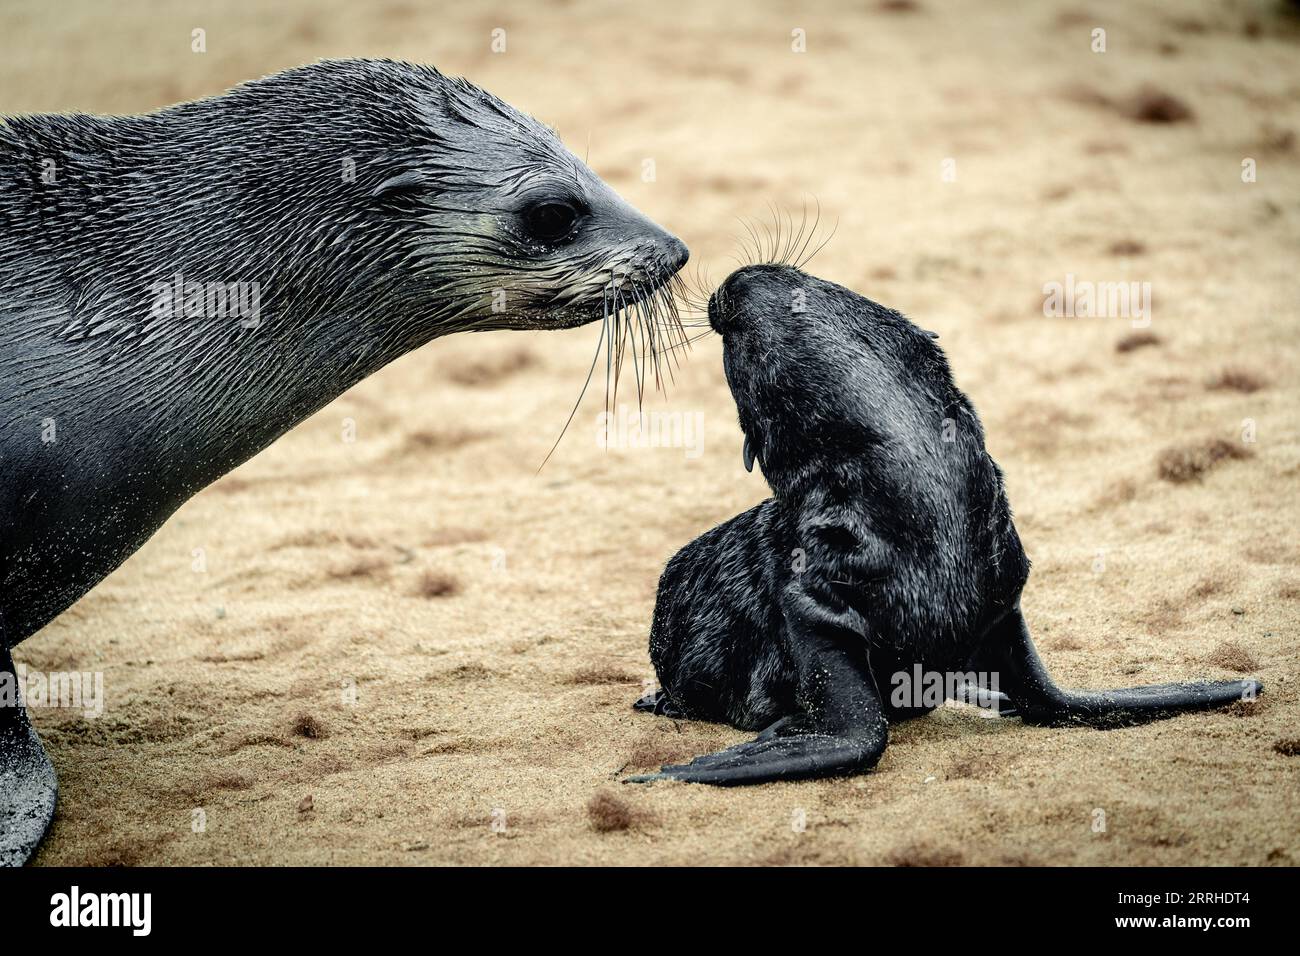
top-left (707, 289), bottom-right (728, 334)
top-left (708, 264), bottom-right (781, 334)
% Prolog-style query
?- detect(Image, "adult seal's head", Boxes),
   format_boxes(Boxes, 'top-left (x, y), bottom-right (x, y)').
top-left (348, 61), bottom-right (690, 331)
top-left (2, 58), bottom-right (687, 340)
top-left (629, 264), bottom-right (1261, 787)
top-left (0, 59), bottom-right (687, 864)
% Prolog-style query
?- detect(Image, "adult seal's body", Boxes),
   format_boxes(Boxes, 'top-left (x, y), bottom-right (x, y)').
top-left (629, 265), bottom-right (1261, 786)
top-left (0, 58), bottom-right (687, 863)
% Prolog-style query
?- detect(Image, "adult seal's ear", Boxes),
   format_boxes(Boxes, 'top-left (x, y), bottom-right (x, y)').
top-left (0, 647), bottom-right (57, 867)
top-left (743, 434), bottom-right (758, 473)
top-left (370, 168), bottom-right (428, 201)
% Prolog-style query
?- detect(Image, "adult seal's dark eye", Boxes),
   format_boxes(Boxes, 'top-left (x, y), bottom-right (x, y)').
top-left (524, 201), bottom-right (580, 243)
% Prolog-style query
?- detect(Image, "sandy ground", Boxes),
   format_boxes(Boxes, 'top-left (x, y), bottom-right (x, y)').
top-left (3, 0), bottom-right (1298, 866)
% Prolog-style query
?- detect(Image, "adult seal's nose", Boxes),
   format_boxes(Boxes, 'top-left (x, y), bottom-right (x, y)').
top-left (665, 236), bottom-right (689, 272)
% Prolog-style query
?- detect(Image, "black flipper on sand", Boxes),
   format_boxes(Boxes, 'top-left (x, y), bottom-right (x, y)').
top-left (978, 605), bottom-right (1263, 728)
top-left (0, 646), bottom-right (58, 866)
top-left (625, 603), bottom-right (1262, 787)
top-left (626, 602), bottom-right (889, 786)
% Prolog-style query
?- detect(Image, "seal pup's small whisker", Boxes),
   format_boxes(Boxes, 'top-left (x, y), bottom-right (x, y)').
top-left (778, 202), bottom-right (798, 265)
top-left (766, 201), bottom-right (784, 265)
top-left (777, 200), bottom-right (801, 265)
top-left (790, 197), bottom-right (822, 268)
top-left (672, 264), bottom-right (714, 316)
top-left (784, 200), bottom-right (809, 266)
top-left (759, 210), bottom-right (778, 263)
top-left (747, 221), bottom-right (768, 266)
top-left (797, 213), bottom-right (840, 269)
top-left (756, 209), bottom-right (777, 264)
top-left (737, 216), bottom-right (765, 268)
top-left (657, 328), bottom-right (716, 354)
top-left (756, 204), bottom-right (773, 263)
top-left (775, 202), bottom-right (797, 266)
top-left (731, 217), bottom-right (752, 266)
top-left (726, 202), bottom-right (838, 271)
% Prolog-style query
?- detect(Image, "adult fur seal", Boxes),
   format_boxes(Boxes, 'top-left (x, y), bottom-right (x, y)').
top-left (0, 58), bottom-right (687, 863)
top-left (628, 264), bottom-right (1261, 786)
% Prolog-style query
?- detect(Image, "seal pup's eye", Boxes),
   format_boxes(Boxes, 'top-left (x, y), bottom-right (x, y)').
top-left (523, 200), bottom-right (582, 243)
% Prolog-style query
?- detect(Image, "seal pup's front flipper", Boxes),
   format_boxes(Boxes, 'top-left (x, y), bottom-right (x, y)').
top-left (624, 712), bottom-right (886, 786)
top-left (626, 598), bottom-right (888, 786)
top-left (0, 647), bottom-right (58, 866)
top-left (981, 605), bottom-right (1263, 728)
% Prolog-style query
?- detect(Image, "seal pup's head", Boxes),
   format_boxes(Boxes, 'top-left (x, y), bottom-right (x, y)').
top-left (708, 264), bottom-right (985, 498)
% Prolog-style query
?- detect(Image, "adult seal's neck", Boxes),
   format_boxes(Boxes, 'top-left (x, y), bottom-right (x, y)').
top-left (7, 105), bottom-right (453, 490)
top-left (126, 253), bottom-right (437, 489)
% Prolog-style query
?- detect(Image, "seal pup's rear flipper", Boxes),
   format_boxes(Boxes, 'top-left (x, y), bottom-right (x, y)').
top-left (626, 613), bottom-right (888, 786)
top-left (0, 647), bottom-right (58, 866)
top-left (949, 681), bottom-right (1018, 717)
top-left (982, 606), bottom-right (1263, 728)
top-left (631, 688), bottom-right (686, 719)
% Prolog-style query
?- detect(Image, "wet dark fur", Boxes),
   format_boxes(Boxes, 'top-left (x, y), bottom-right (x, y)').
top-left (631, 265), bottom-right (1260, 787)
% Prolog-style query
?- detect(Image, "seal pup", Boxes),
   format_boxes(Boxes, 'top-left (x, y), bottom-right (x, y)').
top-left (628, 264), bottom-right (1261, 786)
top-left (0, 58), bottom-right (688, 863)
